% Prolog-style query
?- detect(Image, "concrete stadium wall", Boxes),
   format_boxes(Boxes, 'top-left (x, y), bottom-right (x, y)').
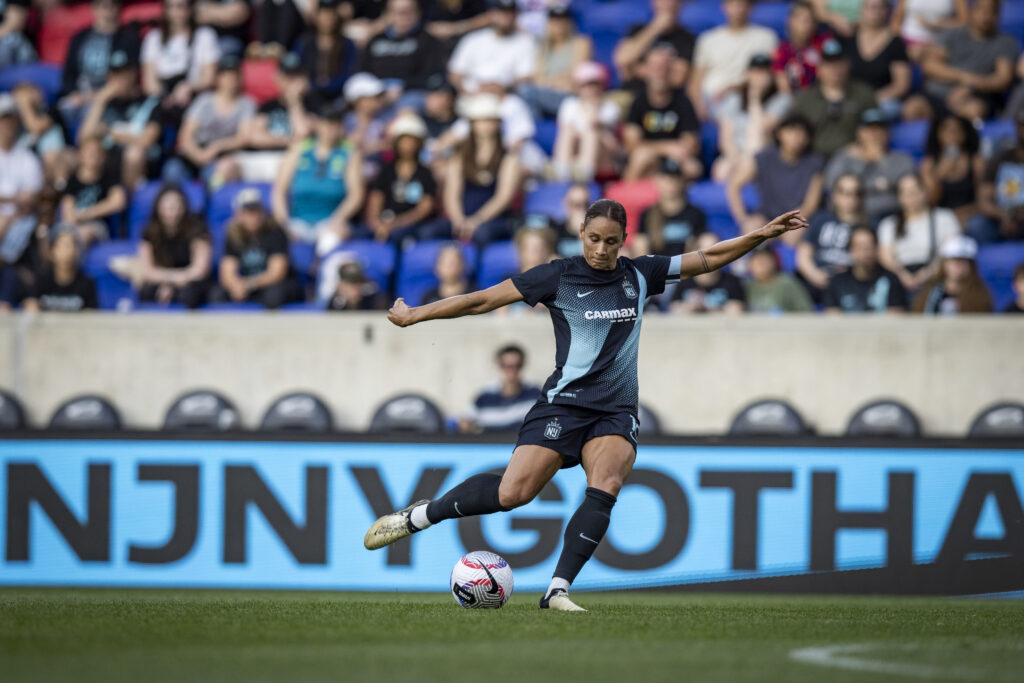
top-left (0, 313), bottom-right (1021, 436)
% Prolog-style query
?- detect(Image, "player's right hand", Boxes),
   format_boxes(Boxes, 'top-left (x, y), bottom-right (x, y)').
top-left (387, 298), bottom-right (414, 327)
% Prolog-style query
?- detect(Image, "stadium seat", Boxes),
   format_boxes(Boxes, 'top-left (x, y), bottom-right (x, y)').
top-left (290, 242), bottom-right (316, 283)
top-left (477, 240), bottom-right (518, 289)
top-left (260, 392), bottom-right (334, 431)
top-left (132, 302), bottom-right (188, 311)
top-left (589, 30), bottom-right (622, 88)
top-left (1000, 2), bottom-right (1024, 40)
top-left (206, 182), bottom-right (273, 255)
top-left (242, 59), bottom-right (281, 104)
top-left (578, 1), bottom-right (650, 33)
top-left (38, 4), bottom-right (94, 64)
top-left (707, 214), bottom-right (739, 240)
top-left (977, 243), bottom-right (1024, 312)
top-left (128, 181), bottom-right (207, 243)
top-left (700, 121), bottom-right (719, 172)
top-left (0, 63), bottom-right (63, 103)
top-left (396, 240), bottom-right (478, 306)
top-left (969, 402), bottom-right (1024, 439)
top-left (0, 389), bottom-right (26, 430)
top-left (163, 389), bottom-right (241, 431)
top-left (981, 119), bottom-right (1014, 148)
top-left (120, 1), bottom-right (162, 26)
top-left (638, 403), bottom-right (661, 436)
top-left (688, 181), bottom-right (759, 216)
top-left (845, 399), bottom-right (921, 438)
top-left (82, 240), bottom-right (138, 310)
top-left (369, 393), bottom-right (445, 433)
top-left (48, 394), bottom-right (122, 430)
top-left (534, 118), bottom-right (558, 156)
top-left (750, 2), bottom-right (789, 36)
top-left (604, 178), bottom-right (658, 234)
top-left (680, 3), bottom-right (724, 33)
top-left (774, 242), bottom-right (797, 273)
top-left (316, 240), bottom-right (397, 294)
top-left (729, 399), bottom-right (809, 436)
top-left (523, 180), bottom-right (600, 221)
top-left (889, 120), bottom-right (929, 159)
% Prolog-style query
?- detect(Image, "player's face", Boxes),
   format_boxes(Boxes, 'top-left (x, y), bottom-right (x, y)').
top-left (579, 216), bottom-right (625, 271)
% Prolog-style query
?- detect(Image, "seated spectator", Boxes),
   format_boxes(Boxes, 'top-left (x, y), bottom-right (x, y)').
top-left (449, 87), bottom-right (537, 168)
top-left (137, 184), bottom-right (213, 308)
top-left (0, 95), bottom-right (43, 268)
top-left (635, 158), bottom-right (706, 257)
top-left (551, 61), bottom-right (620, 183)
top-left (444, 94), bottom-right (522, 247)
top-left (22, 231), bottom-right (96, 311)
top-left (623, 44), bottom-right (701, 181)
top-left (459, 344), bottom-right (542, 433)
top-left (744, 247), bottom-right (814, 312)
top-left (344, 73), bottom-right (394, 165)
top-left (552, 184), bottom-right (590, 256)
top-left (421, 242), bottom-right (472, 304)
top-left (773, 1), bottom-right (830, 93)
top-left (843, 0), bottom-right (911, 121)
top-left (1005, 263), bottom-right (1024, 313)
top-left (921, 0), bottom-right (1016, 122)
top-left (171, 54), bottom-right (255, 186)
top-left (0, 0), bottom-right (35, 69)
top-left (974, 108), bottom-right (1024, 243)
top-left (251, 0), bottom-right (305, 58)
top-left (78, 50), bottom-right (162, 190)
top-left (824, 226), bottom-right (907, 312)
top-left (797, 173), bottom-right (865, 298)
top-left (670, 231), bottom-right (746, 314)
top-left (212, 188), bottom-right (303, 308)
top-left (792, 38), bottom-right (876, 159)
top-left (141, 0), bottom-right (221, 117)
top-left (912, 234), bottom-right (992, 313)
top-left (424, 0), bottom-right (489, 56)
top-left (688, 0), bottom-right (779, 121)
top-left (614, 0), bottom-right (694, 88)
top-left (729, 114), bottom-right (824, 243)
top-left (195, 0), bottom-right (251, 57)
top-left (447, 0), bottom-right (536, 95)
top-left (519, 6), bottom-right (592, 120)
top-left (59, 136), bottom-right (126, 246)
top-left (366, 115), bottom-right (448, 245)
top-left (920, 114), bottom-right (984, 228)
top-left (13, 83), bottom-right (71, 186)
top-left (327, 260), bottom-right (388, 311)
top-left (273, 99), bottom-right (364, 256)
top-left (878, 172), bottom-right (961, 292)
top-left (713, 54), bottom-right (793, 181)
top-left (824, 109), bottom-right (915, 224)
top-left (357, 0), bottom-right (446, 98)
top-left (422, 74), bottom-right (458, 143)
top-left (296, 0), bottom-right (358, 100)
top-left (59, 0), bottom-right (142, 128)
top-left (894, 0), bottom-right (967, 62)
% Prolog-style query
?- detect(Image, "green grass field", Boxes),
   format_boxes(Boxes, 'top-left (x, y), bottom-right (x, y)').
top-left (2, 589), bottom-right (1023, 683)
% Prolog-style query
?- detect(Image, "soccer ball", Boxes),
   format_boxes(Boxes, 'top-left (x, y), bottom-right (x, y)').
top-left (450, 551), bottom-right (513, 609)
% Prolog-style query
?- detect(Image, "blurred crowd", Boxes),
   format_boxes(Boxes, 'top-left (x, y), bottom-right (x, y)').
top-left (0, 0), bottom-right (1022, 315)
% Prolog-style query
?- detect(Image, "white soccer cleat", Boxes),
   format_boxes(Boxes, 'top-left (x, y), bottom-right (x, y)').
top-left (539, 588), bottom-right (587, 612)
top-left (363, 499), bottom-right (430, 550)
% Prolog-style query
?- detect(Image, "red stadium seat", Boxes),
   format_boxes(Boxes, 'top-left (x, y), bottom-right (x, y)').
top-left (38, 4), bottom-right (94, 64)
top-left (604, 178), bottom-right (658, 237)
top-left (120, 1), bottom-right (162, 25)
top-left (243, 59), bottom-right (280, 104)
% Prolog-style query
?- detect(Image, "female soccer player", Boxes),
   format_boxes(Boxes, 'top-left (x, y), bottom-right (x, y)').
top-left (364, 200), bottom-right (807, 611)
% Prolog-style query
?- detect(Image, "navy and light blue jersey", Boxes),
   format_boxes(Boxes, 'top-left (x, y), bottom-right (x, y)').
top-left (511, 254), bottom-right (681, 414)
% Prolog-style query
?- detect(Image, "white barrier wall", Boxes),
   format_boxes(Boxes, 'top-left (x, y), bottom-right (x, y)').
top-left (0, 313), bottom-right (1021, 435)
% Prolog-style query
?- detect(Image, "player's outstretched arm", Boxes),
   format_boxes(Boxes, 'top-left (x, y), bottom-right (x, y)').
top-left (676, 210), bottom-right (808, 279)
top-left (387, 279), bottom-right (524, 327)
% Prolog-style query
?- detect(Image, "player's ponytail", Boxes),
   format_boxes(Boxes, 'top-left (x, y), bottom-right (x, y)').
top-left (583, 199), bottom-right (628, 236)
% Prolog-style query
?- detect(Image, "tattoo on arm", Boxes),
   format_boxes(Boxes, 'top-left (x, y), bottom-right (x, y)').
top-left (698, 250), bottom-right (709, 274)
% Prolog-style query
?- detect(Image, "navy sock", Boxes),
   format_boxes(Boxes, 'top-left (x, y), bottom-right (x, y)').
top-left (425, 473), bottom-right (507, 524)
top-left (553, 487), bottom-right (617, 585)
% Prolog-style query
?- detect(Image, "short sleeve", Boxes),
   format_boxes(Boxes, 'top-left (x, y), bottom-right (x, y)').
top-left (996, 35), bottom-right (1019, 62)
top-left (598, 100), bottom-right (620, 128)
top-left (877, 216), bottom-right (895, 246)
top-left (448, 32), bottom-right (474, 76)
top-left (21, 151), bottom-right (43, 193)
top-left (266, 227), bottom-right (289, 255)
top-left (511, 260), bottom-right (563, 306)
top-left (556, 97), bottom-right (577, 128)
top-left (417, 165), bottom-right (437, 196)
top-left (141, 31), bottom-right (159, 65)
top-left (194, 27), bottom-right (221, 69)
top-left (632, 254), bottom-right (674, 296)
top-left (675, 93), bottom-right (699, 133)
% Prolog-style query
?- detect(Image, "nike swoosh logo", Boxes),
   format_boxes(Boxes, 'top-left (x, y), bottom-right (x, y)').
top-left (577, 290), bottom-right (595, 298)
top-left (454, 502), bottom-right (463, 517)
top-left (479, 559), bottom-right (500, 595)
top-left (579, 533), bottom-right (599, 544)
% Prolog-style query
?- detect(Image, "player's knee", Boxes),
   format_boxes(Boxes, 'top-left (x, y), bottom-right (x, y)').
top-left (497, 479), bottom-right (537, 509)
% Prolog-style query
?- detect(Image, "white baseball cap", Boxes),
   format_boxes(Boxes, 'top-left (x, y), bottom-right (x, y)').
top-left (390, 114), bottom-right (428, 139)
top-left (940, 234), bottom-right (978, 260)
top-left (572, 61), bottom-right (606, 86)
top-left (343, 72), bottom-right (384, 101)
top-left (459, 93), bottom-right (502, 121)
top-left (0, 93), bottom-right (16, 118)
top-left (233, 187), bottom-right (264, 211)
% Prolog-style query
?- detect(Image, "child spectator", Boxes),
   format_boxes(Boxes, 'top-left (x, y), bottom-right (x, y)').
top-left (615, 0), bottom-right (694, 88)
top-left (670, 231), bottom-right (747, 314)
top-left (636, 158), bottom-right (706, 257)
top-left (551, 62), bottom-right (620, 183)
top-left (912, 234), bottom-right (992, 313)
top-left (744, 247), bottom-right (814, 312)
top-left (327, 260), bottom-right (388, 311)
top-left (138, 185), bottom-right (213, 308)
top-left (421, 243), bottom-right (472, 305)
top-left (212, 188), bottom-right (303, 308)
top-left (1005, 263), bottom-right (1024, 313)
top-left (797, 173), bottom-right (865, 298)
top-left (459, 344), bottom-right (542, 433)
top-left (22, 231), bottom-right (96, 311)
top-left (60, 136), bottom-right (127, 246)
top-left (843, 0), bottom-right (911, 121)
top-left (296, 0), bottom-right (358, 100)
top-left (824, 226), bottom-right (907, 312)
top-left (141, 0), bottom-right (221, 116)
top-left (519, 6), bottom-right (592, 119)
top-left (773, 1), bottom-right (830, 93)
top-left (919, 114), bottom-right (984, 228)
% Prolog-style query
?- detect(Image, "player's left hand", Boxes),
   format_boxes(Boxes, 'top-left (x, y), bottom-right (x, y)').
top-left (760, 210), bottom-right (809, 239)
top-left (387, 297), bottom-right (415, 327)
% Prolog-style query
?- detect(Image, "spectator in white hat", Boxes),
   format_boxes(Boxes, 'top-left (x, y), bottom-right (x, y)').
top-left (912, 235), bottom-right (993, 314)
top-left (551, 61), bottom-right (620, 182)
top-left (344, 72), bottom-right (395, 165)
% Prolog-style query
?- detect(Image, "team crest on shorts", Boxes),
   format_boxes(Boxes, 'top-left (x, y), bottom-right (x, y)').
top-left (544, 419), bottom-right (562, 439)
top-left (622, 278), bottom-right (638, 299)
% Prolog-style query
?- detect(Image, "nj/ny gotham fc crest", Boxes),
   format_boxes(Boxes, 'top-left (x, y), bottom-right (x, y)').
top-left (544, 420), bottom-right (562, 439)
top-left (622, 278), bottom-right (638, 299)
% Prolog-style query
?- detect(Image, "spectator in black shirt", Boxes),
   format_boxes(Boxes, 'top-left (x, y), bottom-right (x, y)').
top-left (211, 188), bottom-right (303, 308)
top-left (614, 0), bottom-right (695, 88)
top-left (327, 260), bottom-right (388, 310)
top-left (797, 172), bottom-right (864, 299)
top-left (842, 0), bottom-right (911, 121)
top-left (920, 114), bottom-right (984, 229)
top-left (670, 231), bottom-right (746, 314)
top-left (358, 0), bottom-right (446, 95)
top-left (297, 0), bottom-right (359, 100)
top-left (196, 0), bottom-right (252, 57)
top-left (1005, 263), bottom-right (1024, 313)
top-left (623, 44), bottom-right (701, 181)
top-left (138, 184), bottom-right (213, 308)
top-left (424, 0), bottom-right (489, 56)
top-left (60, 136), bottom-right (127, 246)
top-left (23, 231), bottom-right (97, 312)
top-left (252, 0), bottom-right (304, 57)
top-left (635, 157), bottom-right (706, 257)
top-left (824, 226), bottom-right (907, 313)
top-left (421, 242), bottom-right (472, 305)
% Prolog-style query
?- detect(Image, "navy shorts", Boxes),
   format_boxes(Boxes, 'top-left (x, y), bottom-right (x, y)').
top-left (515, 401), bottom-right (639, 469)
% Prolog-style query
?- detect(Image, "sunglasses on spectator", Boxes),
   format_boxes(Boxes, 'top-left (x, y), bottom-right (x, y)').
top-left (500, 362), bottom-right (523, 370)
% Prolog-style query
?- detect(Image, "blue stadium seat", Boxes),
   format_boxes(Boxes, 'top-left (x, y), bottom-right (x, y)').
top-left (1000, 2), bottom-right (1024, 40)
top-left (590, 30), bottom-right (622, 88)
top-left (700, 121), bottom-right (719, 172)
top-left (534, 118), bottom-right (558, 156)
top-left (280, 301), bottom-right (326, 312)
top-left (336, 240), bottom-right (397, 291)
top-left (680, 4), bottom-right (724, 34)
top-left (396, 240), bottom-right (478, 306)
top-left (477, 240), bottom-right (519, 289)
top-left (133, 302), bottom-right (188, 312)
top-left (206, 182), bottom-right (273, 253)
top-left (750, 2), bottom-right (789, 36)
top-left (82, 240), bottom-right (138, 310)
top-left (579, 1), bottom-right (650, 33)
top-left (524, 180), bottom-right (601, 221)
top-left (0, 63), bottom-right (62, 103)
top-left (982, 119), bottom-right (1015, 148)
top-left (688, 181), bottom-right (758, 215)
top-left (289, 241), bottom-right (316, 278)
top-left (774, 242), bottom-right (797, 273)
top-left (890, 120), bottom-right (929, 159)
top-left (128, 181), bottom-right (206, 243)
top-left (977, 243), bottom-right (1024, 312)
top-left (706, 214), bottom-right (739, 240)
